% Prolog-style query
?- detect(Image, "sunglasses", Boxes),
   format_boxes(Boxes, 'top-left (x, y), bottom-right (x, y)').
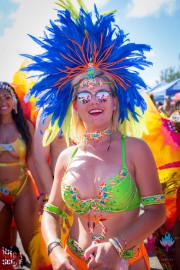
top-left (75, 90), bottom-right (113, 104)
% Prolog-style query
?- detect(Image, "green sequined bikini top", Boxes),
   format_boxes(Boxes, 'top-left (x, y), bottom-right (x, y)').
top-left (61, 136), bottom-right (141, 215)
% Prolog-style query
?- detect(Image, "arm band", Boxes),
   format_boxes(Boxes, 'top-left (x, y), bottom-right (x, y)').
top-left (141, 194), bottom-right (165, 206)
top-left (44, 203), bottom-right (68, 219)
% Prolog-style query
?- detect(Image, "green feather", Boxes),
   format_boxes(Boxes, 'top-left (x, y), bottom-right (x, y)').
top-left (101, 10), bottom-right (117, 16)
top-left (55, 1), bottom-right (67, 10)
top-left (55, 0), bottom-right (79, 20)
top-left (43, 119), bottom-right (60, 147)
top-left (77, 0), bottom-right (88, 13)
top-left (62, 102), bottom-right (73, 147)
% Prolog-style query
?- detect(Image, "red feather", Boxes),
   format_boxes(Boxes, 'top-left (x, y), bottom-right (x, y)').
top-left (38, 265), bottom-right (52, 270)
top-left (176, 187), bottom-right (180, 221)
top-left (165, 197), bottom-right (177, 231)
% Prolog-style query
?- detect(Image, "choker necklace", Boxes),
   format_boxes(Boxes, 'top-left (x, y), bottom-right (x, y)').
top-left (82, 126), bottom-right (113, 151)
top-left (84, 126), bottom-right (113, 141)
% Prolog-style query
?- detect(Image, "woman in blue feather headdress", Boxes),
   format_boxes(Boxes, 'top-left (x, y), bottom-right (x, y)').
top-left (22, 1), bottom-right (166, 269)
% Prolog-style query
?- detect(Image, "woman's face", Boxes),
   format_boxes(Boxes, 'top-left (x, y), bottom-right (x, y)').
top-left (0, 88), bottom-right (14, 115)
top-left (73, 78), bottom-right (117, 131)
top-left (175, 102), bottom-right (180, 110)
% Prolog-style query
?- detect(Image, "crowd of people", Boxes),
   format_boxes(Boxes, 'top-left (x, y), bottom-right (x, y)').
top-left (148, 93), bottom-right (180, 117)
top-left (0, 1), bottom-right (180, 270)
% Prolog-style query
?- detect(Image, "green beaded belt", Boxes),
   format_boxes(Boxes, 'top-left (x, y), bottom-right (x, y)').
top-left (67, 237), bottom-right (140, 262)
top-left (122, 246), bottom-right (140, 260)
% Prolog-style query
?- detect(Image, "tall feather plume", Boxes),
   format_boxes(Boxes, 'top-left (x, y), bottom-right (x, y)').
top-left (21, 0), bottom-right (152, 144)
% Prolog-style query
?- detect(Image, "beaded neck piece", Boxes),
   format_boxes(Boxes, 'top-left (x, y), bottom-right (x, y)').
top-left (82, 126), bottom-right (113, 151)
top-left (84, 126), bottom-right (113, 142)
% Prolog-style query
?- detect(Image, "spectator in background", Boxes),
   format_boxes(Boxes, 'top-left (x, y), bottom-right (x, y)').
top-left (174, 100), bottom-right (180, 111)
top-left (156, 101), bottom-right (164, 112)
top-left (159, 96), bottom-right (175, 117)
top-left (34, 108), bottom-right (74, 248)
top-left (34, 108), bottom-right (67, 202)
top-left (156, 101), bottom-right (164, 110)
top-left (148, 93), bottom-right (157, 107)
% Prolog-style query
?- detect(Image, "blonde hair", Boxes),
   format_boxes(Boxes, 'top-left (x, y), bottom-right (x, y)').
top-left (71, 70), bottom-right (119, 143)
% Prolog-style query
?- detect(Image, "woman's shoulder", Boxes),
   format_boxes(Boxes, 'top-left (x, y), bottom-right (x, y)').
top-left (113, 133), bottom-right (149, 150)
top-left (124, 136), bottom-right (156, 176)
top-left (125, 135), bottom-right (148, 145)
top-left (125, 136), bottom-right (152, 156)
top-left (56, 144), bottom-right (80, 168)
top-left (61, 144), bottom-right (79, 157)
top-left (26, 119), bottom-right (34, 130)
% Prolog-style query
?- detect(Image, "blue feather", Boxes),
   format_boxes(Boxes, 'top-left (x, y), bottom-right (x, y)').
top-left (22, 2), bottom-right (152, 128)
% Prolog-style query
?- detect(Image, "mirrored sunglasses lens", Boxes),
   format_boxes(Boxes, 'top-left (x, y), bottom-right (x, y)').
top-left (96, 91), bottom-right (110, 103)
top-left (78, 92), bottom-right (91, 104)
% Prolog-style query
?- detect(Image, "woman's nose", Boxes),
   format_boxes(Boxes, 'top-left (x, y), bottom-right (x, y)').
top-left (90, 93), bottom-right (98, 103)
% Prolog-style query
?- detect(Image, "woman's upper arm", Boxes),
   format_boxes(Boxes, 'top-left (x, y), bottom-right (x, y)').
top-left (34, 109), bottom-right (51, 161)
top-left (26, 120), bottom-right (35, 161)
top-left (27, 119), bottom-right (34, 134)
top-left (130, 138), bottom-right (162, 197)
top-left (48, 148), bottom-right (71, 209)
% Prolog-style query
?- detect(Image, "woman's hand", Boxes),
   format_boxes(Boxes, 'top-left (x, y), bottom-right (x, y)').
top-left (50, 247), bottom-right (78, 270)
top-left (84, 242), bottom-right (120, 270)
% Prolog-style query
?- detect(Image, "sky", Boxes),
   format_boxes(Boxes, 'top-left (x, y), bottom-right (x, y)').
top-left (0, 0), bottom-right (180, 88)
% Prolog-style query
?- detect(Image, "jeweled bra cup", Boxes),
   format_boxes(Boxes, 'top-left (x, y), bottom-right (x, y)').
top-left (0, 134), bottom-right (26, 167)
top-left (61, 136), bottom-right (141, 214)
top-left (62, 169), bottom-right (140, 214)
top-left (0, 135), bottom-right (28, 203)
top-left (61, 136), bottom-right (165, 242)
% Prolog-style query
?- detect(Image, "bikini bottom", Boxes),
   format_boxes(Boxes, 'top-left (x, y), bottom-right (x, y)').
top-left (65, 238), bottom-right (151, 270)
top-left (0, 167), bottom-right (28, 204)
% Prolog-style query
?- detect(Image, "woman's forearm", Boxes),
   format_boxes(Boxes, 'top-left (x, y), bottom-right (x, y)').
top-left (27, 160), bottom-right (45, 194)
top-left (34, 158), bottom-right (54, 194)
top-left (116, 204), bottom-right (166, 250)
top-left (41, 211), bottom-right (61, 247)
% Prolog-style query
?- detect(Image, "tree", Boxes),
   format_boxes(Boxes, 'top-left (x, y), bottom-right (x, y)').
top-left (156, 54), bottom-right (180, 83)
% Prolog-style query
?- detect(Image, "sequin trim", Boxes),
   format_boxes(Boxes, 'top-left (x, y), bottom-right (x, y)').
top-left (67, 238), bottom-right (89, 264)
top-left (62, 168), bottom-right (141, 214)
top-left (141, 194), bottom-right (165, 205)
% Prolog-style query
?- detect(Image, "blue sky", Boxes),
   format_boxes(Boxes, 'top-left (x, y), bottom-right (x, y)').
top-left (0, 0), bottom-right (180, 88)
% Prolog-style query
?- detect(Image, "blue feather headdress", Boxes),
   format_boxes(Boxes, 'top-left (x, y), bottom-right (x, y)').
top-left (22, 0), bottom-right (152, 144)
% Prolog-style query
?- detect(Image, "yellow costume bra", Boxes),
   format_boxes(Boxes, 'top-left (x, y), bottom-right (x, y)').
top-left (0, 134), bottom-right (26, 167)
top-left (0, 134), bottom-right (27, 203)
